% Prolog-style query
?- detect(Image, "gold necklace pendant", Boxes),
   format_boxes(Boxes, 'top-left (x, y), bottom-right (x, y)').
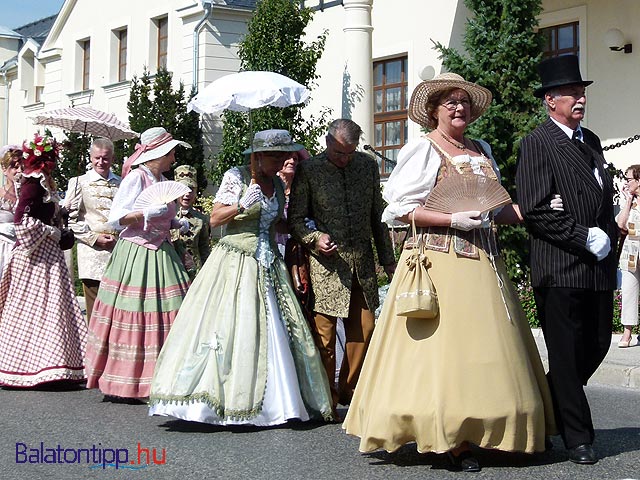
top-left (438, 129), bottom-right (466, 150)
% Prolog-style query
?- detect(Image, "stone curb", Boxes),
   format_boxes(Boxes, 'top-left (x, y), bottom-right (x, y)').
top-left (531, 328), bottom-right (640, 391)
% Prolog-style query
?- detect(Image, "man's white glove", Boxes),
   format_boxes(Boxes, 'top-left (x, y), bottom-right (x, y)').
top-left (586, 227), bottom-right (611, 261)
top-left (178, 217), bottom-right (190, 234)
top-left (45, 225), bottom-right (61, 243)
top-left (143, 204), bottom-right (168, 221)
top-left (550, 194), bottom-right (564, 211)
top-left (239, 184), bottom-right (263, 210)
top-left (450, 210), bottom-right (482, 232)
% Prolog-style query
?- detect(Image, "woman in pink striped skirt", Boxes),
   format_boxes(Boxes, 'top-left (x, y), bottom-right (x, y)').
top-left (85, 127), bottom-right (191, 400)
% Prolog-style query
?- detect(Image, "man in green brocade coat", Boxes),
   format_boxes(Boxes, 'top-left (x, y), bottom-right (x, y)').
top-left (288, 118), bottom-right (396, 412)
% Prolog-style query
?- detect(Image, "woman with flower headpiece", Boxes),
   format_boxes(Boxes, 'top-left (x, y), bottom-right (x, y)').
top-left (0, 133), bottom-right (87, 387)
top-left (84, 127), bottom-right (191, 401)
top-left (343, 74), bottom-right (555, 472)
top-left (0, 145), bottom-right (23, 273)
top-left (149, 129), bottom-right (334, 425)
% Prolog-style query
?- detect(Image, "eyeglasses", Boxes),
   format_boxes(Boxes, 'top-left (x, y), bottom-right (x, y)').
top-left (440, 99), bottom-right (471, 110)
top-left (332, 148), bottom-right (357, 158)
top-left (625, 176), bottom-right (637, 182)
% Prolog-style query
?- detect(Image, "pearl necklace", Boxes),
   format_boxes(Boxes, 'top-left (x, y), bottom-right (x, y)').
top-left (437, 129), bottom-right (467, 150)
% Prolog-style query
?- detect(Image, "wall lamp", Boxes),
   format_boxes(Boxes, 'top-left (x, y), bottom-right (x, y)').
top-left (604, 28), bottom-right (632, 54)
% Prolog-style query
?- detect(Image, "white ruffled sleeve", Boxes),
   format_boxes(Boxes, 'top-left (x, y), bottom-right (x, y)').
top-left (382, 138), bottom-right (440, 226)
top-left (107, 171), bottom-right (144, 230)
top-left (214, 167), bottom-right (244, 205)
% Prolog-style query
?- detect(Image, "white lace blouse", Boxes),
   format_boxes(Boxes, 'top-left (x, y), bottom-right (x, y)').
top-left (215, 167), bottom-right (280, 268)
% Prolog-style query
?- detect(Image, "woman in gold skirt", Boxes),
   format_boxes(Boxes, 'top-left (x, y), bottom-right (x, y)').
top-left (343, 73), bottom-right (555, 472)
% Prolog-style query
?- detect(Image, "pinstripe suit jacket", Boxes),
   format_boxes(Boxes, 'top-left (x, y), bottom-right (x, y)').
top-left (516, 118), bottom-right (618, 290)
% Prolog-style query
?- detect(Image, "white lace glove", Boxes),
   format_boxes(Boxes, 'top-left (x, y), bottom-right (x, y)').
top-left (239, 184), bottom-right (263, 210)
top-left (450, 210), bottom-right (482, 232)
top-left (45, 225), bottom-right (61, 243)
top-left (178, 217), bottom-right (190, 234)
top-left (586, 227), bottom-right (611, 261)
top-left (550, 194), bottom-right (564, 211)
top-left (143, 204), bottom-right (168, 221)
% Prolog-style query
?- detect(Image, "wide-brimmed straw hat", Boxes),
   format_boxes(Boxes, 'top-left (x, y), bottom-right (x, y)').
top-left (130, 127), bottom-right (191, 166)
top-left (122, 127), bottom-right (191, 177)
top-left (242, 129), bottom-right (304, 155)
top-left (408, 72), bottom-right (492, 128)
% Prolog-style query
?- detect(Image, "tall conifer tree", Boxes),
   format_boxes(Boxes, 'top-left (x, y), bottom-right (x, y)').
top-left (434, 0), bottom-right (545, 280)
top-left (211, 0), bottom-right (330, 184)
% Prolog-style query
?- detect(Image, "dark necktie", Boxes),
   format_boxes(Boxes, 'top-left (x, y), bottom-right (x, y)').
top-left (572, 129), bottom-right (594, 169)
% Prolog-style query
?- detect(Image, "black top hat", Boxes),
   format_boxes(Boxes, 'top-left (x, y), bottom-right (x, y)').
top-left (534, 54), bottom-right (593, 98)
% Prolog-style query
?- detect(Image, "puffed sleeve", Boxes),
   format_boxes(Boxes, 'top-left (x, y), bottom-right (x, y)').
top-left (382, 138), bottom-right (440, 226)
top-left (214, 168), bottom-right (244, 205)
top-left (107, 170), bottom-right (144, 230)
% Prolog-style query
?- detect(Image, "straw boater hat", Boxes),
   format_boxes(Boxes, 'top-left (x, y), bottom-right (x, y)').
top-left (242, 129), bottom-right (304, 155)
top-left (122, 126), bottom-right (191, 177)
top-left (408, 72), bottom-right (493, 128)
top-left (174, 164), bottom-right (198, 189)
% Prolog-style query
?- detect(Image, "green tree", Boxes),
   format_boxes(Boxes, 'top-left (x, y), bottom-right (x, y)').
top-left (211, 0), bottom-right (331, 184)
top-left (433, 0), bottom-right (545, 281)
top-left (128, 67), bottom-right (207, 191)
top-left (56, 131), bottom-right (91, 192)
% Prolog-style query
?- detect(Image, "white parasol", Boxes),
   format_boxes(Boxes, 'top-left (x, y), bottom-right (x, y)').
top-left (188, 70), bottom-right (310, 180)
top-left (187, 70), bottom-right (310, 115)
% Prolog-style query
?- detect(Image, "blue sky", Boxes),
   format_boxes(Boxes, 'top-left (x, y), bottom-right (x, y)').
top-left (0, 0), bottom-right (64, 30)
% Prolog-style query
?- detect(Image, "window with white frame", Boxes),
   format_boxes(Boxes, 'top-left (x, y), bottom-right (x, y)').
top-left (157, 17), bottom-right (168, 70)
top-left (81, 39), bottom-right (90, 91)
top-left (118, 28), bottom-right (127, 81)
top-left (540, 22), bottom-right (580, 58)
top-left (373, 56), bottom-right (408, 176)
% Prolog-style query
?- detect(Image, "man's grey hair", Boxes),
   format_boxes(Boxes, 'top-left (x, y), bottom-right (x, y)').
top-left (328, 118), bottom-right (362, 145)
top-left (542, 88), bottom-right (561, 112)
top-left (91, 137), bottom-right (114, 153)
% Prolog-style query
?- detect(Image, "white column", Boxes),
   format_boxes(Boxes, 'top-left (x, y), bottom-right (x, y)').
top-left (342, 0), bottom-right (373, 145)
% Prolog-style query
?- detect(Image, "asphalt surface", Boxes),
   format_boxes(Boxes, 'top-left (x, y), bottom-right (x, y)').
top-left (0, 384), bottom-right (638, 480)
top-left (3, 298), bottom-right (636, 479)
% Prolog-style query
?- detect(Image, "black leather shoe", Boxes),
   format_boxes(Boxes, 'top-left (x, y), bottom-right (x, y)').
top-left (568, 444), bottom-right (597, 464)
top-left (446, 450), bottom-right (481, 472)
top-left (545, 437), bottom-right (554, 451)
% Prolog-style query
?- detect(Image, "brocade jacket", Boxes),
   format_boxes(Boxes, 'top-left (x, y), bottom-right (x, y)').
top-left (64, 169), bottom-right (121, 281)
top-left (288, 150), bottom-right (395, 317)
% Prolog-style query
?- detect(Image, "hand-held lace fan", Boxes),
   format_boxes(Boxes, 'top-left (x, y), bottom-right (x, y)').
top-left (424, 174), bottom-right (512, 214)
top-left (133, 181), bottom-right (191, 209)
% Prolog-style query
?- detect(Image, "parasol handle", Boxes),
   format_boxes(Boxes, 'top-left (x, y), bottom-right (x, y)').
top-left (249, 152), bottom-right (257, 183)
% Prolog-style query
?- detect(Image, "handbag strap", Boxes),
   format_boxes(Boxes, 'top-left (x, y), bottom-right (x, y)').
top-left (410, 210), bottom-right (426, 255)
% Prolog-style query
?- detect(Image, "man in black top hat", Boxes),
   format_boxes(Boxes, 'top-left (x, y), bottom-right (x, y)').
top-left (516, 55), bottom-right (618, 465)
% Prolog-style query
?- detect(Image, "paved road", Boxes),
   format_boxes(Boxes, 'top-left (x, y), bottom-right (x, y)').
top-left (1, 384), bottom-right (639, 480)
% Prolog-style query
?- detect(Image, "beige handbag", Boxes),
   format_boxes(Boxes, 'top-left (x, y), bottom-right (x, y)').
top-left (395, 212), bottom-right (439, 318)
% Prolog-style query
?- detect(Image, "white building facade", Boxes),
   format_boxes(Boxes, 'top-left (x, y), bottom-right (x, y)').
top-left (1, 0), bottom-right (638, 179)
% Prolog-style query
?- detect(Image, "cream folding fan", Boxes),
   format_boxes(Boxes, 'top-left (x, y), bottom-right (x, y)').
top-left (424, 174), bottom-right (512, 214)
top-left (133, 181), bottom-right (191, 209)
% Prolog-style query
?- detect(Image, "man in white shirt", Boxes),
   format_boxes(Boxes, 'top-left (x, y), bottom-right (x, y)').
top-left (64, 138), bottom-right (121, 322)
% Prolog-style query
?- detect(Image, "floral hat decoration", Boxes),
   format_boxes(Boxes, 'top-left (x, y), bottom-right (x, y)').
top-left (242, 129), bottom-right (304, 155)
top-left (22, 132), bottom-right (60, 175)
